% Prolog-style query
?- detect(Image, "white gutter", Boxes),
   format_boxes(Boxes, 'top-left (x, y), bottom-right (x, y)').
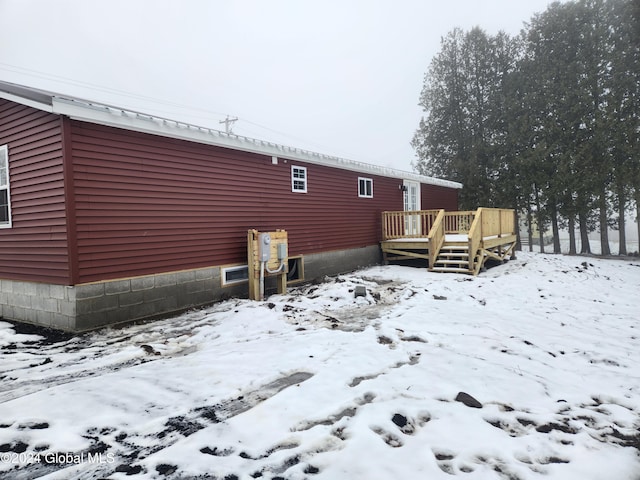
top-left (0, 91), bottom-right (53, 113)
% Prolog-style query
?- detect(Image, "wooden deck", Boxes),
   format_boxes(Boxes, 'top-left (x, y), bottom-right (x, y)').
top-left (381, 208), bottom-right (517, 275)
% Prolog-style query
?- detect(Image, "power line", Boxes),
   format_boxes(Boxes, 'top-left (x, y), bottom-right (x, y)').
top-left (0, 62), bottom-right (229, 118)
top-left (0, 62), bottom-right (366, 162)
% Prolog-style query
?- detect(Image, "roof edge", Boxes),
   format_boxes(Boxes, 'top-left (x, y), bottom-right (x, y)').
top-left (0, 80), bottom-right (462, 189)
top-left (0, 87), bottom-right (53, 113)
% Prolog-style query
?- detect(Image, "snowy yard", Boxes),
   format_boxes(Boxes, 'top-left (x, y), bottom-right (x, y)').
top-left (1, 252), bottom-right (639, 480)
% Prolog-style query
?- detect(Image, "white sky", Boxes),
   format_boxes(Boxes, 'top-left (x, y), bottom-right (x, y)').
top-left (0, 0), bottom-right (565, 172)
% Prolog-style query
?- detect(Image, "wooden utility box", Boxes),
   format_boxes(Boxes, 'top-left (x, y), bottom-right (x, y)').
top-left (247, 229), bottom-right (288, 300)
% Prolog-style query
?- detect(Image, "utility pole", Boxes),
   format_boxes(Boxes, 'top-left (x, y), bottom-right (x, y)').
top-left (219, 115), bottom-right (238, 134)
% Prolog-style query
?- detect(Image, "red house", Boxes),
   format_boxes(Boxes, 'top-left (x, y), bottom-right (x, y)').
top-left (0, 81), bottom-right (461, 331)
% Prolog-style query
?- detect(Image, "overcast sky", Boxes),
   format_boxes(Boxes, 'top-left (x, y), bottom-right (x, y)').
top-left (0, 0), bottom-right (565, 173)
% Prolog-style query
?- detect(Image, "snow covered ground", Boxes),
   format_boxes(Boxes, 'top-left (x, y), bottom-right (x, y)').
top-left (557, 238), bottom-right (639, 256)
top-left (1, 252), bottom-right (639, 480)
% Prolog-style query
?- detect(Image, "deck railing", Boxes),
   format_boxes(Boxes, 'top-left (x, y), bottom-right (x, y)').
top-left (383, 208), bottom-right (515, 240)
top-left (382, 210), bottom-right (442, 240)
top-left (427, 210), bottom-right (445, 268)
top-left (480, 208), bottom-right (516, 238)
top-left (467, 211), bottom-right (483, 273)
top-left (442, 211), bottom-right (476, 234)
top-left (468, 208), bottom-right (516, 273)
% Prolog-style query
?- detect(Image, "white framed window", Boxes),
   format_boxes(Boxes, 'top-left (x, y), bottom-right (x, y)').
top-left (358, 177), bottom-right (373, 198)
top-left (0, 145), bottom-right (12, 228)
top-left (291, 165), bottom-right (307, 193)
top-left (221, 264), bottom-right (249, 286)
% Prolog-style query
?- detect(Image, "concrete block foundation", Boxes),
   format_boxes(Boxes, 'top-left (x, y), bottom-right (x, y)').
top-left (0, 245), bottom-right (382, 331)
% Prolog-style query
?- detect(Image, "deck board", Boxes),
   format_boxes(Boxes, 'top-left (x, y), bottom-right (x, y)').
top-left (482, 234), bottom-right (517, 249)
top-left (381, 239), bottom-right (430, 250)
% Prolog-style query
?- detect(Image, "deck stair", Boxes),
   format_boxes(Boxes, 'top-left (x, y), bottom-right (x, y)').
top-left (432, 243), bottom-right (470, 273)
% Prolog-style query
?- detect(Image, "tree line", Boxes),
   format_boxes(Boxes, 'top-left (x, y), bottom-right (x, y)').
top-left (412, 0), bottom-right (639, 255)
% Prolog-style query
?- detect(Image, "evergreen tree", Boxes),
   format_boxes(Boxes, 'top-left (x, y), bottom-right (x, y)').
top-left (412, 28), bottom-right (518, 209)
top-left (607, 0), bottom-right (640, 254)
top-left (523, 1), bottom-right (600, 253)
top-left (412, 0), bottom-right (640, 255)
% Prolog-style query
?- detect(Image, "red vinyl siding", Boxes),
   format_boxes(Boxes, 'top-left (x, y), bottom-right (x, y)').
top-left (70, 121), bottom-right (407, 283)
top-left (422, 184), bottom-right (459, 211)
top-left (0, 100), bottom-right (69, 283)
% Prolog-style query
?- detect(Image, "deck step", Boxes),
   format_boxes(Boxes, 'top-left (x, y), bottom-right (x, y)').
top-left (431, 266), bottom-right (472, 274)
top-left (436, 259), bottom-right (470, 266)
top-left (440, 246), bottom-right (469, 251)
top-left (438, 252), bottom-right (469, 259)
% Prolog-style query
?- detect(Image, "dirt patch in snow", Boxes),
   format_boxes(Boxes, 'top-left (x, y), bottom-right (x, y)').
top-left (282, 275), bottom-right (411, 332)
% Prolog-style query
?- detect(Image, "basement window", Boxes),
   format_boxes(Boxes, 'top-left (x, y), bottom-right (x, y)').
top-left (287, 256), bottom-right (305, 284)
top-left (291, 166), bottom-right (307, 193)
top-left (0, 145), bottom-right (12, 228)
top-left (221, 265), bottom-right (249, 286)
top-left (358, 177), bottom-right (373, 198)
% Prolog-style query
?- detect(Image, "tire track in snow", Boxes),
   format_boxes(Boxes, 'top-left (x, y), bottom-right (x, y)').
top-left (3, 371), bottom-right (313, 480)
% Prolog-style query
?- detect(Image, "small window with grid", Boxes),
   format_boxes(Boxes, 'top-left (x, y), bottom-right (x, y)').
top-left (291, 166), bottom-right (307, 193)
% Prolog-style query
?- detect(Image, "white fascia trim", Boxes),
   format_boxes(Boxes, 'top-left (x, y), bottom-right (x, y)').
top-left (51, 97), bottom-right (463, 190)
top-left (0, 91), bottom-right (53, 113)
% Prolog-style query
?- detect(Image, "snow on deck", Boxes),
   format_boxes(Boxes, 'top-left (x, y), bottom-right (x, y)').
top-left (444, 233), bottom-right (468, 242)
top-left (1, 252), bottom-right (639, 479)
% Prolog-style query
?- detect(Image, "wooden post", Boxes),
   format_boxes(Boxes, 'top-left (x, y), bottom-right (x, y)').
top-left (277, 270), bottom-right (287, 295)
top-left (247, 230), bottom-right (260, 301)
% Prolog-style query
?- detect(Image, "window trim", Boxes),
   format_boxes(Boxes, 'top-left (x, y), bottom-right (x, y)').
top-left (358, 177), bottom-right (373, 198)
top-left (291, 165), bottom-right (307, 193)
top-left (221, 264), bottom-right (249, 286)
top-left (0, 144), bottom-right (12, 229)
